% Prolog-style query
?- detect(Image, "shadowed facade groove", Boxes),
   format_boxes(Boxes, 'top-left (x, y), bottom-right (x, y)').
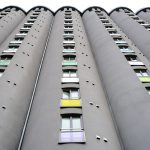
top-left (0, 6), bottom-right (150, 150)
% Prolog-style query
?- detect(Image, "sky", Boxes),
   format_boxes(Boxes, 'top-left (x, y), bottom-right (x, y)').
top-left (0, 0), bottom-right (150, 13)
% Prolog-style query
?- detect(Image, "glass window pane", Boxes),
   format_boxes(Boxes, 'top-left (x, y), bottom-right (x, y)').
top-left (62, 118), bottom-right (70, 129)
top-left (63, 71), bottom-right (69, 77)
top-left (63, 90), bottom-right (70, 99)
top-left (71, 89), bottom-right (79, 99)
top-left (70, 71), bottom-right (77, 77)
top-left (72, 117), bottom-right (81, 129)
top-left (70, 57), bottom-right (75, 61)
top-left (142, 72), bottom-right (149, 77)
top-left (136, 73), bottom-right (142, 77)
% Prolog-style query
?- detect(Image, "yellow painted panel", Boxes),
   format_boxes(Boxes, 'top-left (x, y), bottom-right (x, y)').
top-left (61, 99), bottom-right (81, 107)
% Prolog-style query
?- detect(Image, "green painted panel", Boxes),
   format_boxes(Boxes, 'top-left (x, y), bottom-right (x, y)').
top-left (0, 60), bottom-right (11, 66)
top-left (62, 61), bottom-right (77, 66)
top-left (139, 77), bottom-right (150, 82)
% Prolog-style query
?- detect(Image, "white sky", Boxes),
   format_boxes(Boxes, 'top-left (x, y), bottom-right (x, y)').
top-left (0, 0), bottom-right (150, 13)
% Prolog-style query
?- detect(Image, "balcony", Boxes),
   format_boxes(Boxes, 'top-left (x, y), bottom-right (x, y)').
top-left (115, 40), bottom-right (127, 44)
top-left (60, 99), bottom-right (81, 107)
top-left (120, 48), bottom-right (134, 53)
top-left (61, 77), bottom-right (79, 83)
top-left (63, 40), bottom-right (75, 44)
top-left (141, 23), bottom-right (150, 27)
top-left (9, 41), bottom-right (22, 44)
top-left (100, 18), bottom-right (109, 21)
top-left (64, 23), bottom-right (73, 26)
top-left (106, 28), bottom-right (116, 31)
top-left (15, 33), bottom-right (27, 37)
top-left (3, 49), bottom-right (18, 53)
top-left (59, 131), bottom-right (85, 143)
top-left (63, 34), bottom-right (74, 38)
top-left (63, 49), bottom-right (76, 53)
top-left (139, 77), bottom-right (150, 83)
top-left (103, 23), bottom-right (112, 26)
top-left (110, 33), bottom-right (121, 37)
top-left (20, 28), bottom-right (30, 31)
top-left (0, 60), bottom-right (11, 66)
top-left (128, 61), bottom-right (144, 66)
top-left (62, 61), bottom-right (77, 66)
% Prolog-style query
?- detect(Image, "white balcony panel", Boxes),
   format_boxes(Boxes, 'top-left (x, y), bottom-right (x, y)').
top-left (128, 61), bottom-right (144, 66)
top-left (61, 78), bottom-right (79, 83)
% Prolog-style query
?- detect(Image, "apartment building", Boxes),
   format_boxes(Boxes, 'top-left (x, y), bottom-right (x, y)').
top-left (0, 6), bottom-right (150, 150)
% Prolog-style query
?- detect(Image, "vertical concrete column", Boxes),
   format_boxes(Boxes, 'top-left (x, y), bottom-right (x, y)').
top-left (0, 9), bottom-right (53, 150)
top-left (83, 10), bottom-right (150, 150)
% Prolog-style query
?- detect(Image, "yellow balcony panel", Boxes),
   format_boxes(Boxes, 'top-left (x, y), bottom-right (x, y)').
top-left (61, 99), bottom-right (81, 107)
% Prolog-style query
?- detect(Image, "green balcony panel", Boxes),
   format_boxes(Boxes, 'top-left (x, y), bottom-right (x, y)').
top-left (62, 61), bottom-right (77, 66)
top-left (139, 77), bottom-right (150, 83)
top-left (0, 60), bottom-right (11, 66)
top-left (63, 49), bottom-right (76, 53)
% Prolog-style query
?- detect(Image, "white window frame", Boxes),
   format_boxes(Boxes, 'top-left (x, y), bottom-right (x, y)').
top-left (63, 70), bottom-right (77, 78)
top-left (61, 115), bottom-right (83, 131)
top-left (62, 88), bottom-right (80, 99)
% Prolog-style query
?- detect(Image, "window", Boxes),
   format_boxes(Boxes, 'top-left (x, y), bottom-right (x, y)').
top-left (64, 25), bottom-right (73, 29)
top-left (64, 55), bottom-right (76, 61)
top-left (109, 31), bottom-right (117, 34)
top-left (19, 30), bottom-right (28, 34)
top-left (61, 115), bottom-right (82, 131)
top-left (63, 70), bottom-right (77, 77)
top-left (14, 37), bottom-right (24, 41)
top-left (64, 45), bottom-right (74, 50)
top-left (59, 115), bottom-right (85, 143)
top-left (135, 69), bottom-right (149, 77)
top-left (64, 37), bottom-right (74, 41)
top-left (64, 30), bottom-right (73, 34)
top-left (62, 88), bottom-right (79, 99)
top-left (0, 69), bottom-right (4, 77)
top-left (125, 55), bottom-right (137, 61)
top-left (135, 69), bottom-right (150, 82)
top-left (146, 87), bottom-right (150, 95)
top-left (64, 20), bottom-right (72, 24)
top-left (0, 55), bottom-right (13, 66)
top-left (63, 45), bottom-right (75, 53)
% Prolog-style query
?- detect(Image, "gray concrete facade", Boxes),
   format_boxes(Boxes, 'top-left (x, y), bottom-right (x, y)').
top-left (0, 5), bottom-right (150, 150)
